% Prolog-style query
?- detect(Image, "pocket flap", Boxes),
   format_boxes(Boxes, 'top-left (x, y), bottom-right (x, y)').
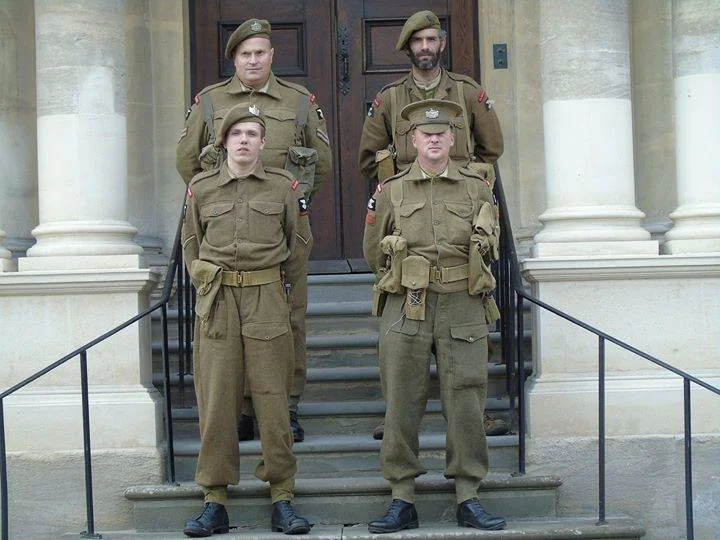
top-left (399, 200), bottom-right (425, 217)
top-left (288, 146), bottom-right (318, 165)
top-left (444, 201), bottom-right (473, 218)
top-left (241, 322), bottom-right (289, 341)
top-left (396, 119), bottom-right (413, 136)
top-left (450, 323), bottom-right (489, 343)
top-left (264, 109), bottom-right (296, 122)
top-left (249, 200), bottom-right (284, 215)
top-left (200, 201), bottom-right (234, 218)
top-left (474, 201), bottom-right (496, 235)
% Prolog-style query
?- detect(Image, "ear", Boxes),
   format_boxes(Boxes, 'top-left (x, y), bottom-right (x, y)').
top-left (411, 131), bottom-right (418, 150)
top-left (269, 47), bottom-right (275, 63)
top-left (259, 136), bottom-right (266, 151)
top-left (439, 37), bottom-right (447, 53)
top-left (448, 131), bottom-right (455, 147)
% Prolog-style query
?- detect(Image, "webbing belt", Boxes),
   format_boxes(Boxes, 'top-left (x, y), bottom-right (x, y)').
top-left (221, 266), bottom-right (281, 287)
top-left (428, 263), bottom-right (469, 284)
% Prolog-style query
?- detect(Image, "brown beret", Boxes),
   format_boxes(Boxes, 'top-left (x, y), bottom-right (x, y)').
top-left (395, 10), bottom-right (441, 51)
top-left (225, 19), bottom-right (271, 59)
top-left (216, 103), bottom-right (266, 146)
top-left (400, 99), bottom-right (461, 134)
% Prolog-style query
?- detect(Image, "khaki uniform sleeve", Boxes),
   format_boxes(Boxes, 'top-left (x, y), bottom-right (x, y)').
top-left (305, 100), bottom-right (333, 199)
top-left (181, 185), bottom-right (202, 276)
top-left (362, 186), bottom-right (393, 275)
top-left (282, 188), bottom-right (313, 291)
top-left (176, 99), bottom-right (211, 184)
top-left (468, 85), bottom-right (504, 164)
top-left (358, 92), bottom-right (392, 184)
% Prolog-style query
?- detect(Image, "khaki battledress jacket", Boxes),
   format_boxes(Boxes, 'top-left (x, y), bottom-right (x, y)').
top-left (358, 68), bottom-right (503, 183)
top-left (177, 72), bottom-right (332, 198)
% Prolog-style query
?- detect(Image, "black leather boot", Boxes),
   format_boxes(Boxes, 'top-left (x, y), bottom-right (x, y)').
top-left (237, 414), bottom-right (255, 442)
top-left (271, 500), bottom-right (311, 534)
top-left (289, 410), bottom-right (305, 443)
top-left (456, 498), bottom-right (506, 530)
top-left (183, 502), bottom-right (230, 537)
top-left (368, 499), bottom-right (418, 533)
top-left (372, 419), bottom-right (385, 440)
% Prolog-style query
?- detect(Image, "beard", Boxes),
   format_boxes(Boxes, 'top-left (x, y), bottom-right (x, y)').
top-left (409, 49), bottom-right (440, 71)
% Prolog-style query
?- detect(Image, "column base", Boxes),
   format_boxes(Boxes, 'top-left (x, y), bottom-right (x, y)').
top-left (533, 240), bottom-right (658, 257)
top-left (0, 258), bottom-right (16, 272)
top-left (18, 253), bottom-right (144, 271)
top-left (664, 204), bottom-right (720, 254)
top-left (26, 220), bottom-right (142, 260)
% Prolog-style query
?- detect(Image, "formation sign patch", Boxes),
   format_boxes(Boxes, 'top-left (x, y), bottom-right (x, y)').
top-left (299, 197), bottom-right (309, 215)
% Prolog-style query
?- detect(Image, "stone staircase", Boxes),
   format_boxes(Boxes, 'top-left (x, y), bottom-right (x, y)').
top-left (126, 273), bottom-right (645, 538)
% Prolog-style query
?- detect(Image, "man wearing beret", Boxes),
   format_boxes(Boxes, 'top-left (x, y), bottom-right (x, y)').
top-left (360, 10), bottom-right (509, 441)
top-left (363, 99), bottom-right (506, 533)
top-left (177, 18), bottom-right (331, 444)
top-left (181, 103), bottom-right (312, 536)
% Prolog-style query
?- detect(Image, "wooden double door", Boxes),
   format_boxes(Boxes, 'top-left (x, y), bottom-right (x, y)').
top-left (190, 0), bottom-right (481, 265)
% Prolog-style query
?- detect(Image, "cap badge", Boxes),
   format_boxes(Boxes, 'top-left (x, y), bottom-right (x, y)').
top-left (426, 15), bottom-right (434, 24)
top-left (425, 108), bottom-right (439, 119)
top-left (248, 104), bottom-right (260, 116)
top-left (250, 20), bottom-right (262, 32)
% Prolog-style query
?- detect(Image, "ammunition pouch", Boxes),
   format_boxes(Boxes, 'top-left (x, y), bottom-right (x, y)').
top-left (189, 259), bottom-right (224, 336)
top-left (375, 147), bottom-right (396, 182)
top-left (199, 143), bottom-right (225, 171)
top-left (376, 235), bottom-right (407, 294)
top-left (466, 161), bottom-right (496, 189)
top-left (285, 146), bottom-right (318, 199)
top-left (468, 201), bottom-right (500, 296)
top-left (483, 295), bottom-right (501, 324)
top-left (401, 255), bottom-right (430, 321)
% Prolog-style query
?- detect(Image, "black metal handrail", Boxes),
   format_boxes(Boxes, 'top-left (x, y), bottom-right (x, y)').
top-left (0, 199), bottom-right (190, 540)
top-left (493, 167), bottom-right (720, 539)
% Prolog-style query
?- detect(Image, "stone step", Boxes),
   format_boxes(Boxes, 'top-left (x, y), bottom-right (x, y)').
top-left (169, 431), bottom-right (519, 481)
top-left (94, 517), bottom-right (645, 539)
top-left (124, 473), bottom-right (566, 533)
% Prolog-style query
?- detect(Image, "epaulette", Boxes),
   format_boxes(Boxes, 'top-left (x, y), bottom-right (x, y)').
top-left (379, 74), bottom-right (409, 94)
top-left (275, 77), bottom-right (311, 96)
top-left (459, 166), bottom-right (486, 181)
top-left (264, 166), bottom-right (297, 184)
top-left (197, 77), bottom-right (233, 97)
top-left (445, 71), bottom-right (481, 89)
top-left (189, 168), bottom-right (220, 186)
top-left (383, 166), bottom-right (411, 184)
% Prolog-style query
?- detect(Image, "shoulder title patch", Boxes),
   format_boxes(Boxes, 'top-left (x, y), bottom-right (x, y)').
top-left (291, 179), bottom-right (300, 191)
top-left (194, 94), bottom-right (200, 105)
top-left (477, 89), bottom-right (487, 104)
top-left (187, 186), bottom-right (193, 199)
top-left (309, 93), bottom-right (317, 104)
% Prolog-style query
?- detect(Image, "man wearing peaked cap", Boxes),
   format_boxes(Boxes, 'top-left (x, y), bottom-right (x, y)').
top-left (177, 16), bottom-right (332, 449)
top-left (363, 98), bottom-right (506, 534)
top-left (359, 9), bottom-right (503, 182)
top-left (181, 102), bottom-right (313, 536)
top-left (360, 9), bottom-right (509, 444)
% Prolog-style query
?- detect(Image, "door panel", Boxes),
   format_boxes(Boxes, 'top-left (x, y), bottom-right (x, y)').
top-left (189, 0), bottom-right (480, 262)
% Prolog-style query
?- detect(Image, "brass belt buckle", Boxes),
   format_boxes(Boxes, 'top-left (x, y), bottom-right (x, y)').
top-left (433, 266), bottom-right (443, 283)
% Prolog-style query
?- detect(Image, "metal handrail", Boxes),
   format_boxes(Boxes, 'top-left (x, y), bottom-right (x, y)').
top-left (493, 168), bottom-right (720, 538)
top-left (0, 199), bottom-right (189, 539)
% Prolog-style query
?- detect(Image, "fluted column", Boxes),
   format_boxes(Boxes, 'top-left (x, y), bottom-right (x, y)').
top-left (664, 0), bottom-right (720, 253)
top-left (22, 0), bottom-right (141, 270)
top-left (0, 0), bottom-right (37, 271)
top-left (533, 0), bottom-right (657, 257)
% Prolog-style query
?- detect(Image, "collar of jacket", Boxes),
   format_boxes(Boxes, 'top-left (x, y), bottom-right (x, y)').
top-left (217, 160), bottom-right (270, 187)
top-left (406, 159), bottom-right (460, 182)
top-left (227, 72), bottom-right (282, 100)
top-left (403, 68), bottom-right (452, 101)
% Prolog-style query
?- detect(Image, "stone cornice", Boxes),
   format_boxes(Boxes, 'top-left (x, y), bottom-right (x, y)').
top-left (522, 254), bottom-right (720, 282)
top-left (0, 268), bottom-right (160, 296)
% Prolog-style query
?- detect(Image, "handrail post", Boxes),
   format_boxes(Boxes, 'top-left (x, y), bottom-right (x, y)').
top-left (79, 351), bottom-right (100, 538)
top-left (516, 292), bottom-right (525, 475)
top-left (1, 399), bottom-right (8, 540)
top-left (597, 336), bottom-right (606, 525)
top-left (684, 378), bottom-right (694, 540)
top-left (161, 304), bottom-right (177, 484)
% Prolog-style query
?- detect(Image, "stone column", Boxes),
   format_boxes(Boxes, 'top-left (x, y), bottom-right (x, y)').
top-left (22, 0), bottom-right (141, 270)
top-left (0, 0), bottom-right (38, 270)
top-left (664, 0), bottom-right (720, 253)
top-left (533, 0), bottom-right (657, 256)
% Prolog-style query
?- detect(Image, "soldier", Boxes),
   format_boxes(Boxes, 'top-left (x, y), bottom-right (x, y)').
top-left (363, 100), bottom-right (506, 533)
top-left (360, 10), bottom-right (508, 440)
top-left (177, 18), bottom-right (332, 443)
top-left (181, 103), bottom-right (312, 536)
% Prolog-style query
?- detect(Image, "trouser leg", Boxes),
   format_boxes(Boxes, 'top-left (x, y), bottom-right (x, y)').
top-left (289, 273), bottom-right (308, 404)
top-left (194, 287), bottom-right (243, 488)
top-left (434, 292), bottom-right (489, 503)
top-left (378, 293), bottom-right (434, 502)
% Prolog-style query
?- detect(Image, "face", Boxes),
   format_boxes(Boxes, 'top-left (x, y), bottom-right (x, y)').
top-left (223, 121), bottom-right (266, 169)
top-left (233, 37), bottom-right (274, 88)
top-left (411, 127), bottom-right (454, 165)
top-left (407, 28), bottom-right (445, 71)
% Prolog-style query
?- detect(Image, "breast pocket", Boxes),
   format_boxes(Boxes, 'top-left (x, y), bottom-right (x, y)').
top-left (394, 119), bottom-right (416, 165)
top-left (443, 200), bottom-right (474, 244)
top-left (248, 200), bottom-right (285, 244)
top-left (263, 108), bottom-right (297, 166)
top-left (200, 201), bottom-right (235, 247)
top-left (397, 200), bottom-right (426, 241)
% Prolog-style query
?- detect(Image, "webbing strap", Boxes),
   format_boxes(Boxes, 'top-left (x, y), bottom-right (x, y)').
top-left (202, 95), bottom-right (215, 143)
top-left (390, 179), bottom-right (404, 229)
top-left (295, 95), bottom-right (309, 145)
top-left (390, 87), bottom-right (398, 150)
top-left (456, 81), bottom-right (474, 158)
